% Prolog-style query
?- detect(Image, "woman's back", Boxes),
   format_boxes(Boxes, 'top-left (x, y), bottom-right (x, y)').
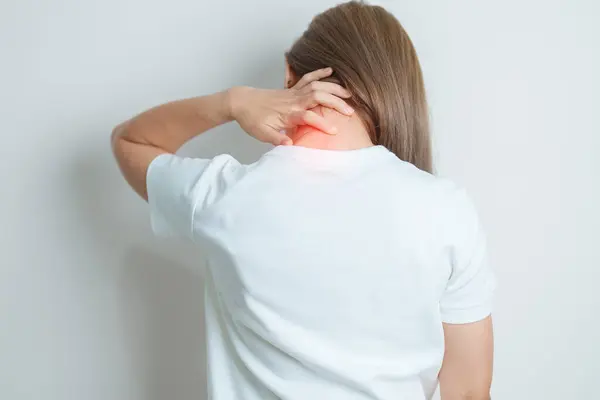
top-left (112, 3), bottom-right (495, 399)
top-left (147, 144), bottom-right (494, 400)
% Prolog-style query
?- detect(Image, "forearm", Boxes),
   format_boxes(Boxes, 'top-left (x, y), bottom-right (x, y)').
top-left (113, 90), bottom-right (234, 153)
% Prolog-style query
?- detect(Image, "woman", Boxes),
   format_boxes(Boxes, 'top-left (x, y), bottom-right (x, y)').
top-left (112, 2), bottom-right (495, 400)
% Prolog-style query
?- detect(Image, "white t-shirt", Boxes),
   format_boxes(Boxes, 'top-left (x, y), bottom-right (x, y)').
top-left (146, 144), bottom-right (495, 400)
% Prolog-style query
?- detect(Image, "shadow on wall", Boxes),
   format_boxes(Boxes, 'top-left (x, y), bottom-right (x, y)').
top-left (69, 145), bottom-right (209, 399)
top-left (69, 54), bottom-right (284, 399)
top-left (119, 247), bottom-right (208, 400)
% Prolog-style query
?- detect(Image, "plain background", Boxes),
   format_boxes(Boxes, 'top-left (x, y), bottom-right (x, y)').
top-left (1, 0), bottom-right (598, 399)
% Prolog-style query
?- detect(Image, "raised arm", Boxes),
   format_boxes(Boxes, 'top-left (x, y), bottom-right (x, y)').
top-left (111, 68), bottom-right (353, 200)
top-left (111, 91), bottom-right (234, 200)
top-left (438, 316), bottom-right (494, 400)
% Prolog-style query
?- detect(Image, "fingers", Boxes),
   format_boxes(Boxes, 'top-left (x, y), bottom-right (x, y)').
top-left (299, 110), bottom-right (338, 135)
top-left (293, 67), bottom-right (333, 89)
top-left (266, 128), bottom-right (293, 146)
top-left (302, 81), bottom-right (352, 98)
top-left (280, 136), bottom-right (293, 146)
top-left (294, 74), bottom-right (354, 116)
top-left (303, 90), bottom-right (354, 116)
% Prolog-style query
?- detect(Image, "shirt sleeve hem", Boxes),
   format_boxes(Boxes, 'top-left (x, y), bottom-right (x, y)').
top-left (440, 303), bottom-right (492, 324)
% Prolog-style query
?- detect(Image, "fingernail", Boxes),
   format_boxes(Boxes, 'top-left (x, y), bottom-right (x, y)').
top-left (346, 107), bottom-right (354, 114)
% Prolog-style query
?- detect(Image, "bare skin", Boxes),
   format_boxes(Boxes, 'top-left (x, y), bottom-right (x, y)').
top-left (439, 316), bottom-right (494, 400)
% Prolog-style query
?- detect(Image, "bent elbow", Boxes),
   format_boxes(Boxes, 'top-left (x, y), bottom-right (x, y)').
top-left (111, 122), bottom-right (127, 145)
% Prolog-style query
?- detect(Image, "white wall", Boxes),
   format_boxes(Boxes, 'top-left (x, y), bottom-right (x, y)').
top-left (1, 0), bottom-right (598, 399)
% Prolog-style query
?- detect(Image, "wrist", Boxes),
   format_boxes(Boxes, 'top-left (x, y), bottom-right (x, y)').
top-left (225, 86), bottom-right (250, 121)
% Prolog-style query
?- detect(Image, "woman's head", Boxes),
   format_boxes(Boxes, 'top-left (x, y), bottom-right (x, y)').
top-left (286, 1), bottom-right (432, 173)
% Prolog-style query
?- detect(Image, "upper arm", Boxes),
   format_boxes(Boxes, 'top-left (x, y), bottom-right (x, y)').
top-left (438, 188), bottom-right (496, 399)
top-left (439, 317), bottom-right (494, 400)
top-left (440, 189), bottom-right (496, 324)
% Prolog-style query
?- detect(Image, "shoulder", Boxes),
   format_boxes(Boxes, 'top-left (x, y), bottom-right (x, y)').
top-left (383, 155), bottom-right (472, 209)
top-left (388, 159), bottom-right (480, 232)
top-left (427, 177), bottom-right (484, 257)
top-left (426, 175), bottom-right (480, 233)
top-left (147, 152), bottom-right (249, 213)
top-left (148, 152), bottom-right (249, 188)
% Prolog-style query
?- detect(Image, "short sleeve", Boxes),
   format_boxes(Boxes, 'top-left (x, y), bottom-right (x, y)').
top-left (440, 190), bottom-right (496, 324)
top-left (146, 153), bottom-right (244, 238)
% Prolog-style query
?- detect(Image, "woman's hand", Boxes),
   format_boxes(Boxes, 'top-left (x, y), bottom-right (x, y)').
top-left (228, 67), bottom-right (354, 146)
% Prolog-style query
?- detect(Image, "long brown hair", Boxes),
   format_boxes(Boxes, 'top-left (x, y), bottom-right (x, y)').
top-left (286, 1), bottom-right (432, 173)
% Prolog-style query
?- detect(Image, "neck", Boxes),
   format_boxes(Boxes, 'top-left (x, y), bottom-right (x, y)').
top-left (288, 106), bottom-right (373, 150)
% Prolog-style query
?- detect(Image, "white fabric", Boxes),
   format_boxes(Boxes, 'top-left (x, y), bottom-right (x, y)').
top-left (146, 145), bottom-right (495, 400)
